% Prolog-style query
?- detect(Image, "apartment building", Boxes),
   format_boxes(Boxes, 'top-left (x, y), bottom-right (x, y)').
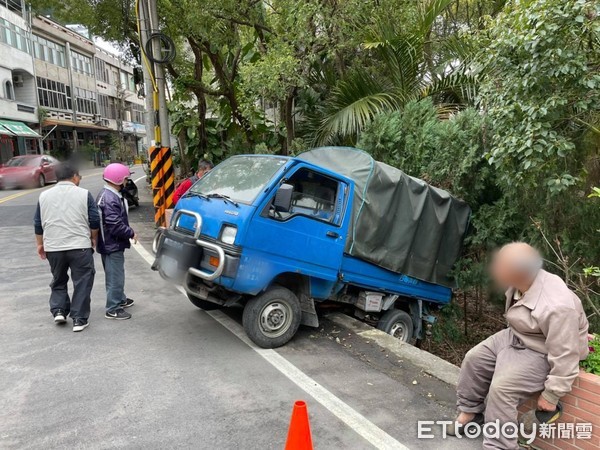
top-left (94, 47), bottom-right (146, 152)
top-left (0, 0), bottom-right (147, 164)
top-left (33, 15), bottom-right (146, 162)
top-left (0, 0), bottom-right (41, 163)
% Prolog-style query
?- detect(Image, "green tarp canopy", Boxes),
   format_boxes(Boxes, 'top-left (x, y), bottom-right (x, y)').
top-left (0, 119), bottom-right (41, 138)
top-left (298, 147), bottom-right (471, 288)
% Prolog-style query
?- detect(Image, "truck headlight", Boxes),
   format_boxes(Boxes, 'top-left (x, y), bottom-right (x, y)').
top-left (220, 226), bottom-right (237, 245)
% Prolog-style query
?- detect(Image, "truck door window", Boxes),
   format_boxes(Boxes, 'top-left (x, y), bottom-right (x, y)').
top-left (272, 168), bottom-right (340, 223)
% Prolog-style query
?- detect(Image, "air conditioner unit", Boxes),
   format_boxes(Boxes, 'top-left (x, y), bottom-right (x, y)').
top-left (12, 74), bottom-right (24, 86)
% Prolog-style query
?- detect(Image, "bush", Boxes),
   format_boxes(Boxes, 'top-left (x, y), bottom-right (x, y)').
top-left (582, 334), bottom-right (600, 375)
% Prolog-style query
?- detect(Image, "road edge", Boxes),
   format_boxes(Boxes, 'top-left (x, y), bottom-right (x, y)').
top-left (325, 313), bottom-right (460, 387)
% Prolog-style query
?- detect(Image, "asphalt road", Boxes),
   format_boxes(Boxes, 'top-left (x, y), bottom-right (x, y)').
top-left (0, 165), bottom-right (481, 450)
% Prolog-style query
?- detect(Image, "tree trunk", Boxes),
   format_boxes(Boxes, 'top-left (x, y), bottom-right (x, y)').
top-left (196, 90), bottom-right (208, 154)
top-left (463, 291), bottom-right (468, 338)
top-left (285, 92), bottom-right (295, 155)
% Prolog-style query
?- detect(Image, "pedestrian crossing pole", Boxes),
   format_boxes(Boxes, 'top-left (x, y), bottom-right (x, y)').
top-left (136, 0), bottom-right (174, 227)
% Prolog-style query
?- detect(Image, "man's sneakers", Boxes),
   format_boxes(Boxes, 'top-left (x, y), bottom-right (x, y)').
top-left (53, 310), bottom-right (67, 324)
top-left (73, 318), bottom-right (89, 332)
top-left (105, 308), bottom-right (132, 320)
top-left (120, 298), bottom-right (135, 308)
top-left (53, 311), bottom-right (88, 331)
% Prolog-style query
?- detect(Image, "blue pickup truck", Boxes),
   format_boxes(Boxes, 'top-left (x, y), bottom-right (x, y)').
top-left (152, 147), bottom-right (471, 348)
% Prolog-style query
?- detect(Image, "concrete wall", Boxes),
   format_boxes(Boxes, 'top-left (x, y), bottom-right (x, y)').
top-left (71, 72), bottom-right (96, 92)
top-left (0, 41), bottom-right (34, 75)
top-left (33, 60), bottom-right (69, 84)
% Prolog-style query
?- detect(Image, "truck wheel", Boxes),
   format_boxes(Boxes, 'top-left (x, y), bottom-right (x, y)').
top-left (243, 287), bottom-right (301, 349)
top-left (187, 292), bottom-right (221, 311)
top-left (377, 309), bottom-right (414, 343)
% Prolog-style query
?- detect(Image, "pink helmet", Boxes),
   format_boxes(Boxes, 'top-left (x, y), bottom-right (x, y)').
top-left (103, 163), bottom-right (131, 185)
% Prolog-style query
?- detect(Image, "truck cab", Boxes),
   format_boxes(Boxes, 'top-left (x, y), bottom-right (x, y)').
top-left (153, 149), bottom-right (469, 348)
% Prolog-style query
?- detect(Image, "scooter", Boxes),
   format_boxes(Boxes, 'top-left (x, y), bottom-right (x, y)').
top-left (123, 177), bottom-right (139, 208)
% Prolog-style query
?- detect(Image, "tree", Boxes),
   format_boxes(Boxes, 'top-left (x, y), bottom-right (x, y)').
top-left (478, 0), bottom-right (600, 193)
top-left (311, 0), bottom-right (482, 145)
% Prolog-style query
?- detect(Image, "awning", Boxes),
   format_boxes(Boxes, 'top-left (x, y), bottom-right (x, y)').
top-left (0, 119), bottom-right (41, 138)
top-left (42, 119), bottom-right (110, 131)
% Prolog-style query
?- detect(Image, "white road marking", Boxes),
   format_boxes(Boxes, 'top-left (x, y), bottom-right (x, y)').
top-left (131, 240), bottom-right (409, 450)
top-left (133, 175), bottom-right (147, 184)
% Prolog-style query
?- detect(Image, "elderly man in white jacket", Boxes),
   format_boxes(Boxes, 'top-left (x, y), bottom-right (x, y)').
top-left (34, 163), bottom-right (100, 332)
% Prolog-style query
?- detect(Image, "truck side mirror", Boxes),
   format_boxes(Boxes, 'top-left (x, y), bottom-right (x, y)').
top-left (274, 183), bottom-right (293, 213)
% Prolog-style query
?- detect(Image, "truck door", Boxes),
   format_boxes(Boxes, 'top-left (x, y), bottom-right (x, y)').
top-left (250, 165), bottom-right (349, 288)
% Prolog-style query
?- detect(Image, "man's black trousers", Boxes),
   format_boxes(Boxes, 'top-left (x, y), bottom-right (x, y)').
top-left (46, 248), bottom-right (95, 320)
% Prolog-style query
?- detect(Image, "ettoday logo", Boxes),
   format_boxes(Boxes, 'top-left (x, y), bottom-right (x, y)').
top-left (417, 420), bottom-right (593, 443)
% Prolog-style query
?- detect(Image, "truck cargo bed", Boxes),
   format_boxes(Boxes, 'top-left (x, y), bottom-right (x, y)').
top-left (340, 255), bottom-right (452, 305)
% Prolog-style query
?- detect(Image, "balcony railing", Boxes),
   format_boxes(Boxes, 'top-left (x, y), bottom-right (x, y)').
top-left (1, 0), bottom-right (23, 15)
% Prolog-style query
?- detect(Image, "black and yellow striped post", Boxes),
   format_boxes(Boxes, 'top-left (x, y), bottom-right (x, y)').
top-left (149, 145), bottom-right (175, 227)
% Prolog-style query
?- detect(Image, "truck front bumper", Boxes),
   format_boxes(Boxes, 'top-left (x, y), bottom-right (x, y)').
top-left (152, 211), bottom-right (240, 297)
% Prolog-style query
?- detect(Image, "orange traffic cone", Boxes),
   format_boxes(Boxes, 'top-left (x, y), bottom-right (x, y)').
top-left (285, 400), bottom-right (314, 450)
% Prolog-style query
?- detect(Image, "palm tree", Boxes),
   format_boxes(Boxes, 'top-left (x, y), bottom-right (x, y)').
top-left (313, 0), bottom-right (478, 145)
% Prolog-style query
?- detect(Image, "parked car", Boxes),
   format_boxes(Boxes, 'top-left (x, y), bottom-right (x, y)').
top-left (152, 147), bottom-right (471, 348)
top-left (0, 155), bottom-right (59, 189)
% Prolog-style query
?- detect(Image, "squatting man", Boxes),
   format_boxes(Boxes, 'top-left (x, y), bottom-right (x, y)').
top-left (448, 242), bottom-right (589, 449)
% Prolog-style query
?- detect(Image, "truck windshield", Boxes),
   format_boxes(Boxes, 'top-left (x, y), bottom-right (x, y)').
top-left (189, 156), bottom-right (287, 205)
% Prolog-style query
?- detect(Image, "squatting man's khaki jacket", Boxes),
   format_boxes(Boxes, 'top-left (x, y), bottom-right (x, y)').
top-left (505, 269), bottom-right (589, 405)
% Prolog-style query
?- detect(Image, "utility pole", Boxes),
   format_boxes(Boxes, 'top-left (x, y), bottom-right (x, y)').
top-left (138, 0), bottom-right (175, 227)
top-left (136, 1), bottom-right (154, 148)
top-left (142, 0), bottom-right (170, 147)
top-left (149, 0), bottom-right (171, 148)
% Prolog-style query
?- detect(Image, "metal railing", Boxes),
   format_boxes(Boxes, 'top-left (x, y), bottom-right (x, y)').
top-left (1, 0), bottom-right (23, 15)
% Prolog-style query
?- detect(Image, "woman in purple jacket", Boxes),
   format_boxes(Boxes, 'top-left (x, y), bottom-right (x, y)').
top-left (97, 163), bottom-right (138, 320)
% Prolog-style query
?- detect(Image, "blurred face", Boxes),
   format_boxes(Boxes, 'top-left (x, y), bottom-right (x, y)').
top-left (197, 167), bottom-right (210, 178)
top-left (490, 252), bottom-right (515, 290)
top-left (72, 173), bottom-right (82, 186)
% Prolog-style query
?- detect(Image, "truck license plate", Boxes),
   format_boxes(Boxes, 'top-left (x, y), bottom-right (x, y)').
top-left (160, 254), bottom-right (179, 278)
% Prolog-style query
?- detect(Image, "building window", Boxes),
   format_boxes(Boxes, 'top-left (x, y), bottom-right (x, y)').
top-left (95, 57), bottom-right (109, 83)
top-left (36, 77), bottom-right (71, 110)
top-left (98, 94), bottom-right (118, 119)
top-left (31, 34), bottom-right (65, 67)
top-left (130, 103), bottom-right (145, 123)
top-left (25, 138), bottom-right (39, 154)
top-left (4, 80), bottom-right (14, 100)
top-left (128, 74), bottom-right (135, 92)
top-left (0, 18), bottom-right (30, 54)
top-left (74, 87), bottom-right (97, 115)
top-left (71, 51), bottom-right (94, 77)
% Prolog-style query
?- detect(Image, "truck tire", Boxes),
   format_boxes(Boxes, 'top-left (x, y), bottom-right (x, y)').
top-left (243, 287), bottom-right (301, 349)
top-left (187, 292), bottom-right (221, 311)
top-left (377, 309), bottom-right (414, 343)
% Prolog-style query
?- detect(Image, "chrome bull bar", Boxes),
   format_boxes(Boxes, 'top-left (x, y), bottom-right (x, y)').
top-left (188, 238), bottom-right (225, 281)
